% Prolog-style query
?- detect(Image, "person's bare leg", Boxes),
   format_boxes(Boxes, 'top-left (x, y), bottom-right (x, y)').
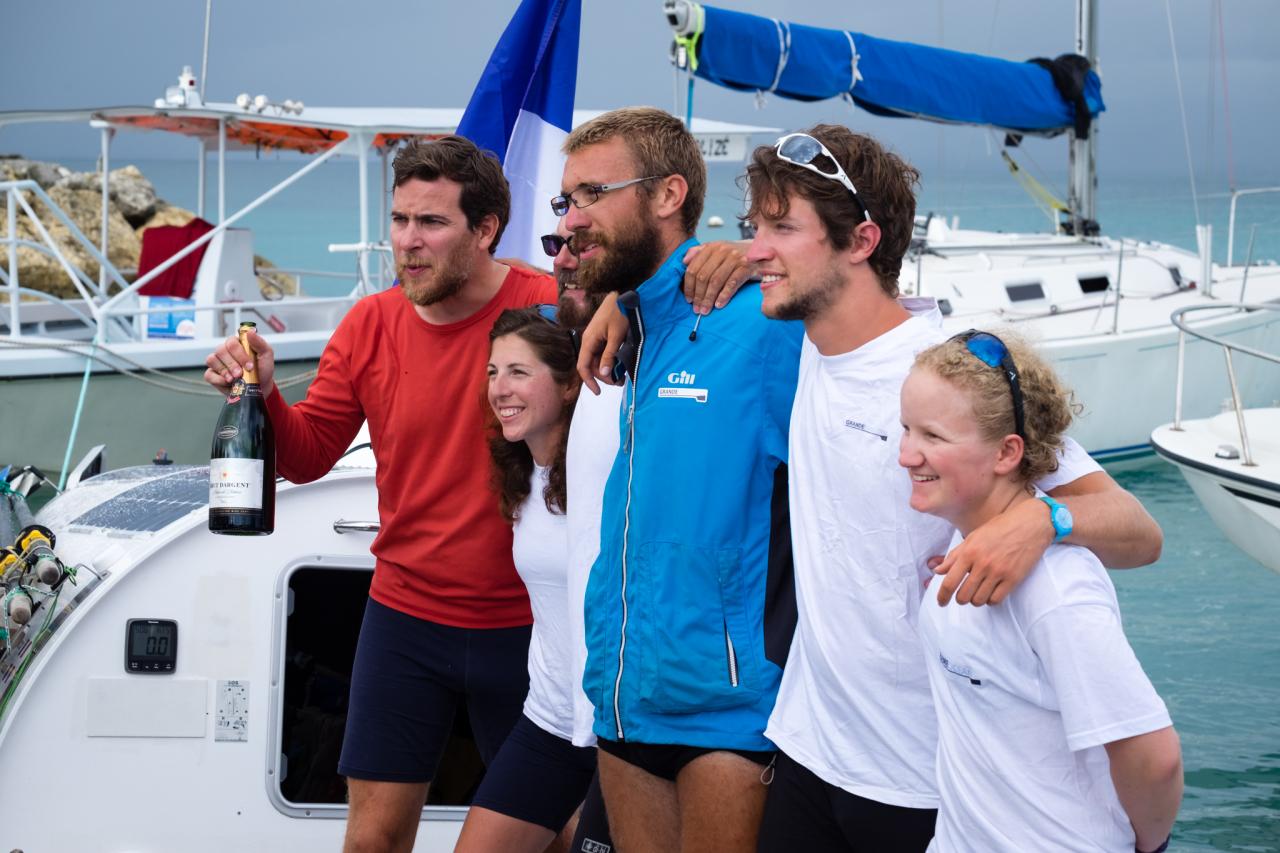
top-left (597, 749), bottom-right (680, 853)
top-left (454, 806), bottom-right (557, 853)
top-left (344, 778), bottom-right (430, 853)
top-left (546, 807), bottom-right (580, 853)
top-left (675, 752), bottom-right (769, 853)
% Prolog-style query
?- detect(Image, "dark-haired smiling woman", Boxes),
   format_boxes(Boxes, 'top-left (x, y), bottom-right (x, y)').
top-left (455, 307), bottom-right (595, 852)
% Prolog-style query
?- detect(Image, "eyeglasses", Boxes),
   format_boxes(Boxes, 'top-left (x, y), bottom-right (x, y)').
top-left (534, 304), bottom-right (582, 358)
top-left (540, 233), bottom-right (576, 258)
top-left (949, 330), bottom-right (1026, 440)
top-left (774, 132), bottom-right (872, 223)
top-left (551, 176), bottom-right (663, 217)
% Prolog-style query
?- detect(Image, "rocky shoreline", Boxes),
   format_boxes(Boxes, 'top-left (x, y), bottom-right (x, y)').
top-left (0, 155), bottom-right (294, 299)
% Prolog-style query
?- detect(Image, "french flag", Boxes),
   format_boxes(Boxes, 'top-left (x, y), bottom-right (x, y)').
top-left (458, 0), bottom-right (581, 266)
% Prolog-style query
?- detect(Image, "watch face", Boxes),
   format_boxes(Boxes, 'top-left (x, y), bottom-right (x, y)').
top-left (1054, 506), bottom-right (1073, 529)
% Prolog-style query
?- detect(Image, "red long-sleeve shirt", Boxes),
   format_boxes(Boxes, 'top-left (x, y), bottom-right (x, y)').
top-left (266, 266), bottom-right (556, 627)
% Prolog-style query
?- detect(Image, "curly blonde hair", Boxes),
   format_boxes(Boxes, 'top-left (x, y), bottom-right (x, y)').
top-left (912, 332), bottom-right (1082, 483)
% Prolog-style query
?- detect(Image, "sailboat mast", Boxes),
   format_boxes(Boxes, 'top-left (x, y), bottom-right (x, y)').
top-left (1068, 0), bottom-right (1099, 235)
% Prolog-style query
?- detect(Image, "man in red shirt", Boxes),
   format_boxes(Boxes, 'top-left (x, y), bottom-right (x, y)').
top-left (204, 136), bottom-right (556, 852)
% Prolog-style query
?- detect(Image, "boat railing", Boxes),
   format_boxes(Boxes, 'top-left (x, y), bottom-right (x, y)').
top-left (118, 294), bottom-right (359, 330)
top-left (0, 234), bottom-right (113, 306)
top-left (1226, 186), bottom-right (1280, 267)
top-left (0, 285), bottom-right (98, 336)
top-left (2, 180), bottom-right (125, 338)
top-left (328, 241), bottom-right (395, 296)
top-left (3, 137), bottom-right (386, 344)
top-left (1171, 302), bottom-right (1280, 466)
top-left (92, 137), bottom-right (357, 338)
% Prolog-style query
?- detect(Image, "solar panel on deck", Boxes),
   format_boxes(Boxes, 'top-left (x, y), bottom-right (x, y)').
top-left (71, 468), bottom-right (208, 533)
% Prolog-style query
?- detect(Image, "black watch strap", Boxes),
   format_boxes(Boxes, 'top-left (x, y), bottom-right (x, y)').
top-left (1137, 834), bottom-right (1171, 853)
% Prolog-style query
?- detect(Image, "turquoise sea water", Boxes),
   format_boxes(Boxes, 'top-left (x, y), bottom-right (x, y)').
top-left (47, 154), bottom-right (1280, 850)
top-left (1112, 463), bottom-right (1280, 852)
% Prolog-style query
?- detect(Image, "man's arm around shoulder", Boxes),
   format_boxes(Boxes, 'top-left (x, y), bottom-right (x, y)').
top-left (933, 470), bottom-right (1163, 607)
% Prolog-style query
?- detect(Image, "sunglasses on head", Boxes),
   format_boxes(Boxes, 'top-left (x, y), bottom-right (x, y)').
top-left (540, 233), bottom-right (576, 258)
top-left (534, 304), bottom-right (582, 358)
top-left (774, 132), bottom-right (873, 224)
top-left (948, 329), bottom-right (1026, 440)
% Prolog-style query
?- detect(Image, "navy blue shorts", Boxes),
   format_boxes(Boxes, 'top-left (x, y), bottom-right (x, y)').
top-left (757, 750), bottom-right (936, 852)
top-left (570, 770), bottom-right (613, 853)
top-left (337, 598), bottom-right (531, 783)
top-left (597, 737), bottom-right (774, 782)
top-left (470, 713), bottom-right (599, 831)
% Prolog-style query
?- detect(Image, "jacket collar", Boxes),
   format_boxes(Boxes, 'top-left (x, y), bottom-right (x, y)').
top-left (622, 236), bottom-right (701, 325)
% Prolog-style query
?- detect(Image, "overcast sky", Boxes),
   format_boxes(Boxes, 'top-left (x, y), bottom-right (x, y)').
top-left (4, 0), bottom-right (1277, 189)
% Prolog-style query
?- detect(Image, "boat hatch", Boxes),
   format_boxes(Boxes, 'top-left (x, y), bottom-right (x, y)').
top-left (1078, 275), bottom-right (1110, 294)
top-left (1005, 282), bottom-right (1046, 303)
top-left (272, 564), bottom-right (483, 816)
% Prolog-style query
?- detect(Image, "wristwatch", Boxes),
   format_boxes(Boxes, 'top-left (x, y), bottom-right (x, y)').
top-left (1038, 495), bottom-right (1073, 542)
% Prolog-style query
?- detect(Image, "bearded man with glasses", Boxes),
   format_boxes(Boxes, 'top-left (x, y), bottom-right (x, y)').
top-left (557, 107), bottom-right (802, 853)
top-left (740, 124), bottom-right (1165, 850)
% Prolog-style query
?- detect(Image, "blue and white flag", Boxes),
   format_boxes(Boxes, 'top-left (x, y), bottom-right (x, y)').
top-left (457, 0), bottom-right (581, 266)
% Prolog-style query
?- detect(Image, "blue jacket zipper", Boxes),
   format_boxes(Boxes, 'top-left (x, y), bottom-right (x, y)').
top-left (614, 300), bottom-right (645, 740)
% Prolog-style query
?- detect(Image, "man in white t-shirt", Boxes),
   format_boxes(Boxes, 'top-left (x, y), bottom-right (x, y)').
top-left (743, 126), bottom-right (1165, 850)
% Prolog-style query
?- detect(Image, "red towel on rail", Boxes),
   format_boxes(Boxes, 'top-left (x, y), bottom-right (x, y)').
top-left (137, 217), bottom-right (216, 298)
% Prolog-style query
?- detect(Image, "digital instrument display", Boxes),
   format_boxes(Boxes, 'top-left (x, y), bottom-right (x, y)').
top-left (125, 619), bottom-right (178, 673)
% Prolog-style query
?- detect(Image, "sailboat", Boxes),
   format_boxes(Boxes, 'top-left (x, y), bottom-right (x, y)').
top-left (664, 0), bottom-right (1280, 463)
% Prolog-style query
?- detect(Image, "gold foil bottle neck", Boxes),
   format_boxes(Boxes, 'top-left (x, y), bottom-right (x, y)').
top-left (238, 321), bottom-right (259, 385)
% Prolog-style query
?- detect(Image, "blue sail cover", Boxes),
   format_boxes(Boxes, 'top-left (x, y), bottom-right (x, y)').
top-left (691, 5), bottom-right (1104, 137)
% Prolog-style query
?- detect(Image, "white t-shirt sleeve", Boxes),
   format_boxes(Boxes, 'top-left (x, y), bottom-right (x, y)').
top-left (1035, 436), bottom-right (1102, 492)
top-left (1025, 585), bottom-right (1171, 752)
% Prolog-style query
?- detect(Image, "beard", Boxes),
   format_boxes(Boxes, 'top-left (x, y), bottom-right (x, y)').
top-left (557, 281), bottom-right (603, 331)
top-left (575, 217), bottom-right (662, 298)
top-left (766, 261), bottom-right (847, 322)
top-left (398, 239), bottom-right (473, 307)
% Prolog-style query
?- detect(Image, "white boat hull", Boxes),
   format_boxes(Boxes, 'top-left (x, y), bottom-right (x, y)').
top-left (906, 228), bottom-right (1280, 461)
top-left (1151, 409), bottom-right (1280, 574)
top-left (0, 451), bottom-right (467, 850)
top-left (1038, 306), bottom-right (1280, 462)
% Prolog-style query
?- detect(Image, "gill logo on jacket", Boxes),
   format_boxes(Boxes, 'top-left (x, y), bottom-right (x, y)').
top-left (658, 369), bottom-right (708, 403)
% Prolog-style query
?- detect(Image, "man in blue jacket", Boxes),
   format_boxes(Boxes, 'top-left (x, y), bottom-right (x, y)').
top-left (555, 107), bottom-right (801, 852)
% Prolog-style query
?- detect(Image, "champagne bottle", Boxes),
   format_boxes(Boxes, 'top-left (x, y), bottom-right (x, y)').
top-left (209, 322), bottom-right (276, 535)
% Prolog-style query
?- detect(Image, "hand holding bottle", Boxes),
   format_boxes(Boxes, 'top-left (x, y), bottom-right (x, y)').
top-left (204, 327), bottom-right (277, 396)
top-left (209, 322), bottom-right (276, 536)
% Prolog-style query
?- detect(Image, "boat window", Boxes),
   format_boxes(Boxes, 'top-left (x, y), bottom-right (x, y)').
top-left (279, 566), bottom-right (484, 807)
top-left (1078, 275), bottom-right (1110, 294)
top-left (1005, 282), bottom-right (1045, 303)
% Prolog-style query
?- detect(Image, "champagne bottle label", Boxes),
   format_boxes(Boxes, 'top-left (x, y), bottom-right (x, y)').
top-left (210, 458), bottom-right (265, 510)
